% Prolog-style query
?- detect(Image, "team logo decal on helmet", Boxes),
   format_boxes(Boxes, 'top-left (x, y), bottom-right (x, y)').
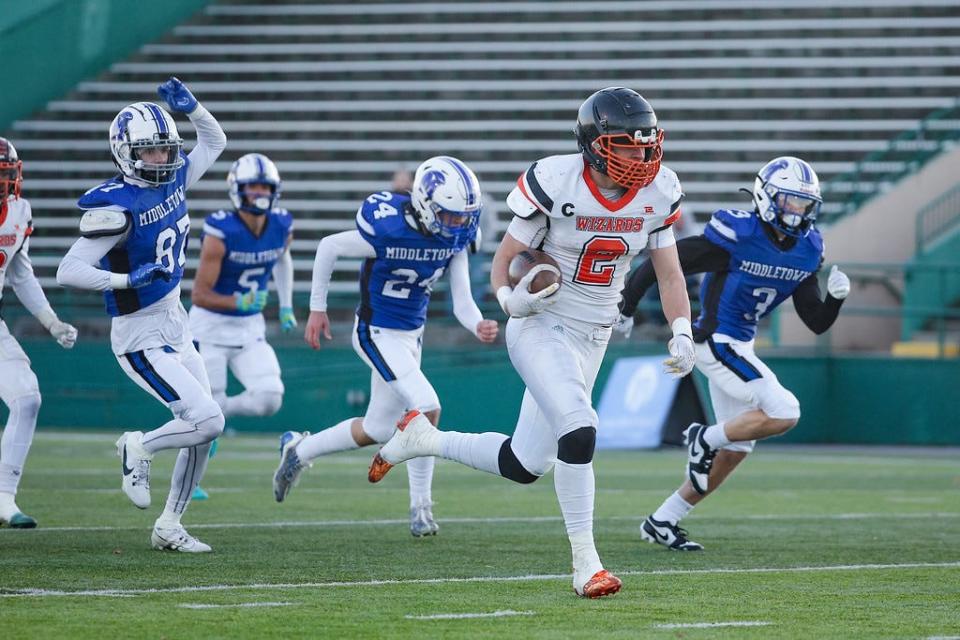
top-left (109, 102), bottom-right (185, 186)
top-left (575, 87), bottom-right (664, 190)
top-left (0, 137), bottom-right (23, 220)
top-left (752, 156), bottom-right (822, 237)
top-left (411, 156), bottom-right (482, 248)
top-left (227, 153), bottom-right (282, 216)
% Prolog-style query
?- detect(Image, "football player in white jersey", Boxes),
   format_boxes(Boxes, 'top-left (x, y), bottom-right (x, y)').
top-left (368, 88), bottom-right (696, 597)
top-left (57, 78), bottom-right (227, 551)
top-left (0, 138), bottom-right (78, 528)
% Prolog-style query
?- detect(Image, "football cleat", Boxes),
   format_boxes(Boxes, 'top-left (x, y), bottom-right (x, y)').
top-left (574, 569), bottom-right (622, 598)
top-left (410, 499), bottom-right (439, 537)
top-left (640, 516), bottom-right (703, 551)
top-left (116, 431), bottom-right (152, 509)
top-left (151, 524), bottom-right (212, 553)
top-left (368, 411), bottom-right (442, 483)
top-left (684, 423), bottom-right (717, 495)
top-left (273, 431), bottom-right (309, 503)
top-left (0, 512), bottom-right (38, 529)
top-left (191, 486), bottom-right (209, 501)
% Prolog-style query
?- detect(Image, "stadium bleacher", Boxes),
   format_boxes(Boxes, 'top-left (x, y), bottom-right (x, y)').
top-left (5, 0), bottom-right (960, 317)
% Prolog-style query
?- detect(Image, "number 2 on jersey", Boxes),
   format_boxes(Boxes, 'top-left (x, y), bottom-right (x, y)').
top-left (573, 237), bottom-right (629, 286)
top-left (382, 267), bottom-right (444, 299)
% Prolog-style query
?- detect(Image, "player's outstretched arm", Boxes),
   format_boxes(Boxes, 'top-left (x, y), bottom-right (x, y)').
top-left (10, 237), bottom-right (77, 348)
top-left (306, 230), bottom-right (376, 349)
top-left (792, 265), bottom-right (849, 334)
top-left (448, 250), bottom-right (498, 342)
top-left (157, 77), bottom-right (227, 190)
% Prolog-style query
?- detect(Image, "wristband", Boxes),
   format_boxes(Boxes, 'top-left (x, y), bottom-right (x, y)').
top-left (671, 316), bottom-right (693, 339)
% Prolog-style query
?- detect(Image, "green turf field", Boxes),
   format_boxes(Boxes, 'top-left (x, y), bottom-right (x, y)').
top-left (1, 432), bottom-right (958, 639)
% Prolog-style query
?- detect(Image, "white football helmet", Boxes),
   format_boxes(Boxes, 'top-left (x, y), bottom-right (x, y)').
top-left (227, 153), bottom-right (282, 215)
top-left (752, 156), bottom-right (822, 237)
top-left (109, 102), bottom-right (184, 186)
top-left (411, 155), bottom-right (481, 247)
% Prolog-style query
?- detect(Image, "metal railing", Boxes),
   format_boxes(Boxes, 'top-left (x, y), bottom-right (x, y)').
top-left (916, 183), bottom-right (960, 256)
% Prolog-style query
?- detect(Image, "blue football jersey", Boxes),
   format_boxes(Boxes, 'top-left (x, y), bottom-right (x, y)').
top-left (78, 154), bottom-right (191, 317)
top-left (695, 208), bottom-right (823, 342)
top-left (355, 191), bottom-right (473, 330)
top-left (200, 208), bottom-right (294, 316)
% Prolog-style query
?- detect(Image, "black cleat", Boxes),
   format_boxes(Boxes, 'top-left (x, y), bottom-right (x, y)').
top-left (684, 423), bottom-right (717, 495)
top-left (640, 516), bottom-right (703, 551)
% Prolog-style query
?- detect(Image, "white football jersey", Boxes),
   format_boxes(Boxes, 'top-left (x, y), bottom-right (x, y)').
top-left (0, 197), bottom-right (35, 299)
top-left (505, 153), bottom-right (683, 325)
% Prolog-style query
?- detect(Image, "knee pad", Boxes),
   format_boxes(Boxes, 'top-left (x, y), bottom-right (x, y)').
top-left (761, 384), bottom-right (801, 421)
top-left (195, 412), bottom-right (225, 442)
top-left (249, 391), bottom-right (283, 417)
top-left (11, 393), bottom-right (41, 423)
top-left (557, 427), bottom-right (596, 464)
top-left (174, 396), bottom-right (223, 429)
top-left (497, 438), bottom-right (540, 484)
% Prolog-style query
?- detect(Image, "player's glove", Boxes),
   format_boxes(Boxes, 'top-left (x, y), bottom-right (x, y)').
top-left (236, 290), bottom-right (269, 313)
top-left (663, 318), bottom-right (696, 379)
top-left (827, 265), bottom-right (850, 300)
top-left (157, 76), bottom-right (198, 114)
top-left (129, 263), bottom-right (172, 288)
top-left (497, 265), bottom-right (560, 318)
top-left (49, 318), bottom-right (78, 349)
top-left (612, 313), bottom-right (634, 339)
top-left (280, 306), bottom-right (297, 332)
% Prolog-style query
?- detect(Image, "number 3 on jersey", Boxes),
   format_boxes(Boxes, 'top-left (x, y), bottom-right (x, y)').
top-left (574, 236), bottom-right (629, 286)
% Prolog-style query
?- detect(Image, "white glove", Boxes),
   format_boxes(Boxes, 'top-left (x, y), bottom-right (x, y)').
top-left (49, 319), bottom-right (78, 349)
top-left (497, 265), bottom-right (560, 318)
top-left (827, 265), bottom-right (850, 300)
top-left (612, 313), bottom-right (634, 339)
top-left (663, 318), bottom-right (696, 378)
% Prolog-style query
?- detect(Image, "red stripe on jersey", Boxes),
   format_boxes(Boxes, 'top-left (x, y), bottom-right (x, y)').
top-left (663, 208), bottom-right (681, 226)
top-left (516, 174), bottom-right (548, 213)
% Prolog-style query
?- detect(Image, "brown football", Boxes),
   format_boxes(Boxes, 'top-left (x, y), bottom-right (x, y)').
top-left (508, 249), bottom-right (562, 295)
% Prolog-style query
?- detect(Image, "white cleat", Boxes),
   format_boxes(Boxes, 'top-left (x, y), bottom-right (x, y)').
top-left (151, 524), bottom-right (212, 553)
top-left (368, 410), bottom-right (442, 483)
top-left (273, 431), bottom-right (310, 503)
top-left (410, 498), bottom-right (439, 537)
top-left (116, 431), bottom-right (152, 509)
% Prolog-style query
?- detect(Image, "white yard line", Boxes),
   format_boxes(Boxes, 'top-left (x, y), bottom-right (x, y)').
top-left (405, 610), bottom-right (535, 620)
top-left (179, 602), bottom-right (294, 610)
top-left (4, 511), bottom-right (957, 534)
top-left (654, 621), bottom-right (771, 629)
top-left (2, 561), bottom-right (957, 599)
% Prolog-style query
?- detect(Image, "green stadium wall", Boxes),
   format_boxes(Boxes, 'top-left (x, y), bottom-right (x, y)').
top-left (9, 340), bottom-right (960, 446)
top-left (0, 0), bottom-right (213, 131)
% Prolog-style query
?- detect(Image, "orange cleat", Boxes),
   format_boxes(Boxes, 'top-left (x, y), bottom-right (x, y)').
top-left (367, 410), bottom-right (423, 483)
top-left (576, 570), bottom-right (622, 599)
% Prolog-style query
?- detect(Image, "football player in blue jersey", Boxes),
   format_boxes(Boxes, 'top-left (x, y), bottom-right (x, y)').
top-left (273, 156), bottom-right (498, 537)
top-left (188, 153), bottom-right (294, 500)
top-left (616, 156), bottom-right (850, 550)
top-left (57, 78), bottom-right (227, 552)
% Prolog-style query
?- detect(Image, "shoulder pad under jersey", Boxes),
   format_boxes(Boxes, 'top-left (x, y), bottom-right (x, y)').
top-left (506, 154), bottom-right (578, 219)
top-left (79, 208), bottom-right (131, 238)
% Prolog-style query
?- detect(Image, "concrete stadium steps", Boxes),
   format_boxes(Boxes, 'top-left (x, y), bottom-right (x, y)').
top-left (5, 0), bottom-right (959, 305)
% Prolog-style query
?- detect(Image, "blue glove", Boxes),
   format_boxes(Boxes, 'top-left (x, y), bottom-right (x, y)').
top-left (236, 290), bottom-right (268, 313)
top-left (279, 306), bottom-right (297, 332)
top-left (129, 263), bottom-right (172, 288)
top-left (157, 76), bottom-right (198, 114)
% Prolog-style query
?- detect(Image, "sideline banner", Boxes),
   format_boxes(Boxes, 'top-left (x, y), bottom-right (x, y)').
top-left (596, 356), bottom-right (680, 449)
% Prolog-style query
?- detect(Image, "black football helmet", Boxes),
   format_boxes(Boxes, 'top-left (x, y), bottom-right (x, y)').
top-left (0, 137), bottom-right (23, 219)
top-left (575, 87), bottom-right (664, 189)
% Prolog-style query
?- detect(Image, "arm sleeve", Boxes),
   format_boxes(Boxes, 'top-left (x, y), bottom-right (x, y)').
top-left (448, 250), bottom-right (483, 335)
top-left (272, 246), bottom-right (294, 308)
top-left (56, 234), bottom-right (130, 291)
top-left (309, 230), bottom-right (376, 312)
top-left (504, 213), bottom-right (548, 247)
top-left (791, 273), bottom-right (845, 335)
top-left (620, 235), bottom-right (731, 316)
top-left (184, 104), bottom-right (227, 190)
top-left (8, 239), bottom-right (54, 319)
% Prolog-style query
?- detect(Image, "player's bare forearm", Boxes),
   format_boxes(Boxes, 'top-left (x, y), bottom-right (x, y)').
top-left (491, 232), bottom-right (527, 291)
top-left (651, 245), bottom-right (691, 325)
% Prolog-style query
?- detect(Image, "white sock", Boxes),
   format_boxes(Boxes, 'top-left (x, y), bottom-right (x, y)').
top-left (652, 491), bottom-right (694, 524)
top-left (0, 491), bottom-right (21, 520)
top-left (155, 507), bottom-right (182, 529)
top-left (296, 418), bottom-right (361, 463)
top-left (568, 529), bottom-right (602, 577)
top-left (0, 394), bottom-right (41, 494)
top-left (439, 431), bottom-right (506, 476)
top-left (703, 422), bottom-right (731, 449)
top-left (407, 456), bottom-right (434, 507)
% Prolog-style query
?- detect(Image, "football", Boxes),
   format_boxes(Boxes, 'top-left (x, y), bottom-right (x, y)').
top-left (508, 249), bottom-right (562, 295)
